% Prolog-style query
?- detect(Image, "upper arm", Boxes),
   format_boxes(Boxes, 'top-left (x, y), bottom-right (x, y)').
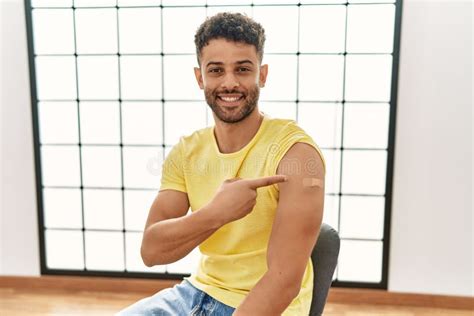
top-left (266, 142), bottom-right (325, 287)
top-left (141, 189), bottom-right (189, 265)
top-left (145, 139), bottom-right (189, 230)
top-left (144, 189), bottom-right (190, 231)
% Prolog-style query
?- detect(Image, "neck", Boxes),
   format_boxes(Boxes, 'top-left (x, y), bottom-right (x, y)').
top-left (213, 109), bottom-right (264, 154)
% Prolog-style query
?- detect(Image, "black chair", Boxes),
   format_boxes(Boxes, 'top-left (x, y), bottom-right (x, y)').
top-left (309, 223), bottom-right (341, 316)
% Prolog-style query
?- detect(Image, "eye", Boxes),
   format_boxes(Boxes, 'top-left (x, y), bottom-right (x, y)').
top-left (208, 68), bottom-right (222, 73)
top-left (237, 67), bottom-right (250, 72)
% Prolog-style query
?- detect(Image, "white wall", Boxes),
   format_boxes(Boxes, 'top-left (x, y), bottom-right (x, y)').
top-left (0, 0), bottom-right (472, 297)
top-left (0, 0), bottom-right (40, 276)
top-left (388, 0), bottom-right (473, 297)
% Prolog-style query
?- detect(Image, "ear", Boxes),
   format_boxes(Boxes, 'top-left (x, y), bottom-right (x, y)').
top-left (194, 67), bottom-right (204, 90)
top-left (259, 64), bottom-right (268, 88)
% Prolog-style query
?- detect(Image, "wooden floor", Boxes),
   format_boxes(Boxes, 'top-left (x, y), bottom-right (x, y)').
top-left (1, 287), bottom-right (472, 316)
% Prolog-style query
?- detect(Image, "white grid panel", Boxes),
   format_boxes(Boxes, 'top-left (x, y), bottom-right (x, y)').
top-left (29, 0), bottom-right (399, 285)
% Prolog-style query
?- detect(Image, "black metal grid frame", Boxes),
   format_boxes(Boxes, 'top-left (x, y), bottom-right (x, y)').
top-left (24, 0), bottom-right (404, 289)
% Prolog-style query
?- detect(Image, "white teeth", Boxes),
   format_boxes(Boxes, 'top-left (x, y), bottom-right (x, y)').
top-left (220, 96), bottom-right (241, 102)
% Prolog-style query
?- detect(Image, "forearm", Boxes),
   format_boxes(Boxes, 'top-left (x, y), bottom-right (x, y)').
top-left (141, 206), bottom-right (224, 266)
top-left (233, 270), bottom-right (299, 316)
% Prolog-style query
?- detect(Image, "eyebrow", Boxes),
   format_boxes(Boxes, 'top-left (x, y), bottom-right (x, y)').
top-left (205, 60), bottom-right (255, 67)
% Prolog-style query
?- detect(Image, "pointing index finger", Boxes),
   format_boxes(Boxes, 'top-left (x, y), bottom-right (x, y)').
top-left (245, 175), bottom-right (288, 189)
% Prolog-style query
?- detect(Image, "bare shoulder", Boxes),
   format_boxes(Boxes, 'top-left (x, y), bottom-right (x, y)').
top-left (276, 142), bottom-right (325, 180)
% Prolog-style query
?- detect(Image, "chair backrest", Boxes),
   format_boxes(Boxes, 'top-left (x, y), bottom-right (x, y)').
top-left (309, 223), bottom-right (341, 316)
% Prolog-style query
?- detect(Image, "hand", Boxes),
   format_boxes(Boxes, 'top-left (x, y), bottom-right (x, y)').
top-left (205, 175), bottom-right (288, 225)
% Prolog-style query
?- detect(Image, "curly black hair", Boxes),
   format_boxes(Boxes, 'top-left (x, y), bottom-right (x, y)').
top-left (194, 12), bottom-right (266, 66)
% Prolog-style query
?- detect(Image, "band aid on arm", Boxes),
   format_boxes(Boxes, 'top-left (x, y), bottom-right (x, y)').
top-left (303, 178), bottom-right (324, 188)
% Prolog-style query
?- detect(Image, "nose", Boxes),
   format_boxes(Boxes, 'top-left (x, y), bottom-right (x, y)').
top-left (220, 72), bottom-right (240, 91)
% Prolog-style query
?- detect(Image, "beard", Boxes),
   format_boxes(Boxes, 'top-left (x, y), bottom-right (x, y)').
top-left (204, 84), bottom-right (260, 124)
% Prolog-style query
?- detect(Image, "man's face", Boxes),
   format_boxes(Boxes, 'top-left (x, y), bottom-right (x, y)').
top-left (194, 38), bottom-right (268, 124)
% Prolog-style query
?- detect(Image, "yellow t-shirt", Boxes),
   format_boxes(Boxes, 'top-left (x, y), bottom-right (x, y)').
top-left (159, 112), bottom-right (325, 315)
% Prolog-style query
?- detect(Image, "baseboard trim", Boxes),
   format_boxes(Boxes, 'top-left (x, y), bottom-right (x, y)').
top-left (0, 276), bottom-right (472, 310)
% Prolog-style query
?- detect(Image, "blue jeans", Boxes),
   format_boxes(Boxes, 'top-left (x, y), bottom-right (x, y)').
top-left (115, 279), bottom-right (236, 316)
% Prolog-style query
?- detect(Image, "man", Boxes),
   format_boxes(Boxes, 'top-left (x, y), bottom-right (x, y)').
top-left (117, 12), bottom-right (325, 316)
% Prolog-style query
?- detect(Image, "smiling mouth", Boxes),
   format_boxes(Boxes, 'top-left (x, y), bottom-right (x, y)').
top-left (217, 95), bottom-right (244, 107)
